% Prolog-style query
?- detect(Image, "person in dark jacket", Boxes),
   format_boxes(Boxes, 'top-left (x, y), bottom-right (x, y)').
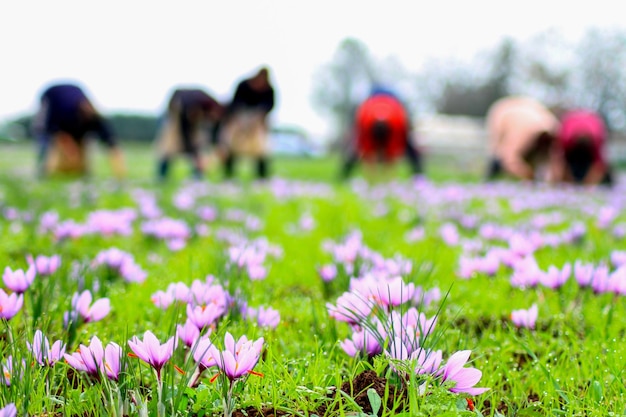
top-left (341, 87), bottom-right (422, 179)
top-left (32, 83), bottom-right (125, 178)
top-left (219, 67), bottom-right (275, 179)
top-left (155, 88), bottom-right (224, 180)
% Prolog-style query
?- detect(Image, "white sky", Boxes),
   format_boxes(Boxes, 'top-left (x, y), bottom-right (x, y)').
top-left (1, 0), bottom-right (625, 139)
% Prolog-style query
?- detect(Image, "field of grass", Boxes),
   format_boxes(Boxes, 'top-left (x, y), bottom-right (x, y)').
top-left (0, 142), bottom-right (625, 416)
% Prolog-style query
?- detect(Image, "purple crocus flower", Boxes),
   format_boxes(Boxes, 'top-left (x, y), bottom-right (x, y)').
top-left (192, 336), bottom-right (217, 370)
top-left (176, 320), bottom-right (201, 348)
top-left (27, 330), bottom-right (66, 367)
top-left (440, 350), bottom-right (489, 395)
top-left (591, 265), bottom-right (611, 294)
top-left (104, 342), bottom-right (122, 382)
top-left (340, 328), bottom-right (382, 358)
top-left (326, 291), bottom-right (374, 325)
top-left (64, 336), bottom-right (121, 381)
top-left (128, 330), bottom-right (176, 380)
top-left (0, 289), bottom-right (23, 321)
top-left (246, 306), bottom-right (281, 329)
top-left (510, 304), bottom-right (538, 329)
top-left (64, 336), bottom-right (106, 378)
top-left (27, 255), bottom-right (61, 276)
top-left (186, 303), bottom-right (225, 330)
top-left (318, 264), bottom-right (337, 282)
top-left (67, 290), bottom-right (111, 324)
top-left (209, 332), bottom-right (264, 381)
top-left (372, 276), bottom-right (416, 307)
top-left (539, 264), bottom-right (571, 290)
top-left (574, 261), bottom-right (595, 287)
top-left (0, 403), bottom-right (17, 417)
top-left (409, 348), bottom-right (443, 376)
top-left (3, 266), bottom-right (36, 294)
top-left (0, 356), bottom-right (24, 386)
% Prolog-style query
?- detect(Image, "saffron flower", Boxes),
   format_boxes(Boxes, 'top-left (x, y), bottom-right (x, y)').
top-left (0, 289), bottom-right (23, 321)
top-left (186, 303), bottom-right (225, 330)
top-left (64, 336), bottom-right (106, 378)
top-left (340, 327), bottom-right (382, 358)
top-left (0, 403), bottom-right (17, 417)
top-left (209, 332), bottom-right (264, 381)
top-left (65, 290), bottom-right (111, 324)
top-left (128, 330), bottom-right (176, 379)
top-left (511, 304), bottom-right (538, 329)
top-left (246, 306), bottom-right (280, 329)
top-left (318, 264), bottom-right (337, 282)
top-left (27, 254), bottom-right (61, 276)
top-left (64, 336), bottom-right (121, 381)
top-left (0, 356), bottom-right (24, 386)
top-left (440, 350), bottom-right (489, 395)
top-left (177, 320), bottom-right (201, 348)
top-left (27, 330), bottom-right (66, 367)
top-left (411, 348), bottom-right (443, 375)
top-left (327, 291), bottom-right (375, 325)
top-left (3, 266), bottom-right (36, 293)
top-left (104, 342), bottom-right (123, 381)
top-left (193, 336), bottom-right (217, 370)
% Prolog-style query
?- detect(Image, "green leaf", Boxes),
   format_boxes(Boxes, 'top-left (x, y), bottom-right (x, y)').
top-left (590, 380), bottom-right (603, 403)
top-left (367, 388), bottom-right (382, 416)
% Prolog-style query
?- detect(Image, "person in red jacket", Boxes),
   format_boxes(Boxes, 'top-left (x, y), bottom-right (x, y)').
top-left (557, 109), bottom-right (613, 185)
top-left (341, 87), bottom-right (422, 178)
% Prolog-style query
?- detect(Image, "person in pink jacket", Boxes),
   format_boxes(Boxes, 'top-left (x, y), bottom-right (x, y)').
top-left (557, 109), bottom-right (613, 186)
top-left (485, 96), bottom-right (561, 181)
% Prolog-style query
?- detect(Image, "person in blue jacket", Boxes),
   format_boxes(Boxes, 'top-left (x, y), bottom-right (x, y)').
top-left (32, 83), bottom-right (125, 178)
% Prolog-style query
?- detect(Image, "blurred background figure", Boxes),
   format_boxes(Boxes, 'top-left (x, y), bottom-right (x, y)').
top-left (155, 88), bottom-right (224, 181)
top-left (219, 67), bottom-right (275, 179)
top-left (32, 83), bottom-right (125, 178)
top-left (557, 109), bottom-right (613, 186)
top-left (485, 96), bottom-right (560, 182)
top-left (340, 86), bottom-right (422, 179)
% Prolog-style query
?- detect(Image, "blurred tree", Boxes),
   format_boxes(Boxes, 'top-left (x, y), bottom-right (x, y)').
top-left (435, 38), bottom-right (516, 117)
top-left (311, 38), bottom-right (376, 145)
top-left (2, 114), bottom-right (159, 142)
top-left (107, 114), bottom-right (159, 142)
top-left (571, 28), bottom-right (626, 130)
top-left (513, 29), bottom-right (574, 110)
top-left (311, 38), bottom-right (421, 147)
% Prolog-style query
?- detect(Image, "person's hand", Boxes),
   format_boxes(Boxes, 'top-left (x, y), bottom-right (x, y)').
top-left (110, 147), bottom-right (127, 179)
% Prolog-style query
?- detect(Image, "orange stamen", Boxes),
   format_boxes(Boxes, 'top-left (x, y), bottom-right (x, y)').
top-left (174, 364), bottom-right (185, 375)
top-left (209, 372), bottom-right (220, 383)
top-left (466, 398), bottom-right (475, 411)
top-left (128, 352), bottom-right (138, 358)
top-left (247, 370), bottom-right (264, 378)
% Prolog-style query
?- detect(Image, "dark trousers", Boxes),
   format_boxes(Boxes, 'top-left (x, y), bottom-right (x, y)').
top-left (224, 154), bottom-right (269, 179)
top-left (157, 154), bottom-right (202, 180)
top-left (341, 140), bottom-right (422, 179)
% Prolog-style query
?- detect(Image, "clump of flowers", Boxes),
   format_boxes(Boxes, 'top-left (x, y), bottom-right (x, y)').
top-left (511, 304), bottom-right (538, 329)
top-left (206, 332), bottom-right (264, 417)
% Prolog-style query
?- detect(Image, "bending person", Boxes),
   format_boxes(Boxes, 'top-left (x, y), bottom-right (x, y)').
top-left (155, 88), bottom-right (224, 180)
top-left (341, 87), bottom-right (422, 179)
top-left (219, 67), bottom-right (275, 179)
top-left (558, 109), bottom-right (612, 186)
top-left (485, 96), bottom-right (560, 182)
top-left (33, 83), bottom-right (125, 178)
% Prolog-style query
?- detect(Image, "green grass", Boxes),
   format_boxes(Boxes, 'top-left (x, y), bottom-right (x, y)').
top-left (0, 142), bottom-right (624, 416)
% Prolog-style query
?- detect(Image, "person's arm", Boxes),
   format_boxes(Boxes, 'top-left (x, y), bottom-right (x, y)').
top-left (108, 146), bottom-right (126, 179)
top-left (583, 161), bottom-right (606, 185)
top-left (88, 116), bottom-right (126, 179)
top-left (500, 140), bottom-right (535, 180)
